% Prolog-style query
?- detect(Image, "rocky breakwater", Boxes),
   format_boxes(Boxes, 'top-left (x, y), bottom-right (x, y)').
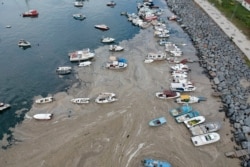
top-left (165, 0), bottom-right (250, 166)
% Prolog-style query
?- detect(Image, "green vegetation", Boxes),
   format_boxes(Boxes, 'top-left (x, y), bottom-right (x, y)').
top-left (208, 0), bottom-right (250, 38)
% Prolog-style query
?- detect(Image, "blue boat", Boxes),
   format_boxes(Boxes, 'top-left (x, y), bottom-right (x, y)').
top-left (142, 158), bottom-right (172, 167)
top-left (169, 103), bottom-right (192, 117)
top-left (149, 116), bottom-right (167, 127)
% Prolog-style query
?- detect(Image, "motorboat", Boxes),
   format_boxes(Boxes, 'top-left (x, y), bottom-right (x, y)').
top-left (171, 64), bottom-right (190, 72)
top-left (71, 98), bottom-right (90, 104)
top-left (144, 52), bottom-right (167, 63)
top-left (169, 103), bottom-right (192, 117)
top-left (191, 132), bottom-right (220, 146)
top-left (73, 14), bottom-right (86, 20)
top-left (74, 1), bottom-right (83, 7)
top-left (189, 121), bottom-right (222, 136)
top-left (22, 9), bottom-right (39, 17)
top-left (175, 95), bottom-right (207, 104)
top-left (79, 61), bottom-right (92, 67)
top-left (184, 116), bottom-right (206, 128)
top-left (170, 82), bottom-right (196, 92)
top-left (155, 90), bottom-right (180, 100)
top-left (94, 24), bottom-right (109, 30)
top-left (56, 66), bottom-right (72, 75)
top-left (18, 39), bottom-right (31, 47)
top-left (106, 61), bottom-right (127, 69)
top-left (69, 48), bottom-right (95, 62)
top-left (0, 102), bottom-right (10, 111)
top-left (35, 97), bottom-right (53, 104)
top-left (158, 39), bottom-right (169, 46)
top-left (106, 1), bottom-right (116, 7)
top-left (175, 110), bottom-right (200, 123)
top-left (149, 116), bottom-right (167, 127)
top-left (109, 45), bottom-right (124, 52)
top-left (95, 92), bottom-right (118, 104)
top-left (101, 37), bottom-right (115, 43)
top-left (142, 158), bottom-right (172, 167)
top-left (33, 113), bottom-right (53, 120)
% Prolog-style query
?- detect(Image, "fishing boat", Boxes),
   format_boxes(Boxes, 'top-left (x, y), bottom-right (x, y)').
top-left (170, 82), bottom-right (196, 92)
top-left (191, 132), bottom-right (220, 146)
top-left (106, 1), bottom-right (116, 7)
top-left (149, 116), bottom-right (167, 127)
top-left (56, 66), bottom-right (72, 75)
top-left (95, 92), bottom-right (118, 104)
top-left (78, 61), bottom-right (92, 67)
top-left (73, 14), bottom-right (86, 20)
top-left (74, 1), bottom-right (83, 7)
top-left (106, 61), bottom-right (127, 69)
top-left (144, 52), bottom-right (167, 63)
top-left (35, 97), bottom-right (53, 104)
top-left (175, 95), bottom-right (207, 104)
top-left (95, 24), bottom-right (109, 30)
top-left (33, 113), bottom-right (53, 120)
top-left (0, 102), bottom-right (10, 111)
top-left (101, 37), bottom-right (115, 43)
top-left (184, 116), bottom-right (206, 128)
top-left (69, 48), bottom-right (95, 62)
top-left (171, 64), bottom-right (190, 72)
top-left (71, 98), bottom-right (90, 104)
top-left (142, 158), bottom-right (172, 167)
top-left (155, 90), bottom-right (180, 100)
top-left (22, 9), bottom-right (39, 17)
top-left (18, 39), bottom-right (31, 47)
top-left (189, 121), bottom-right (222, 136)
top-left (109, 45), bottom-right (124, 52)
top-left (175, 110), bottom-right (200, 123)
top-left (169, 103), bottom-right (192, 117)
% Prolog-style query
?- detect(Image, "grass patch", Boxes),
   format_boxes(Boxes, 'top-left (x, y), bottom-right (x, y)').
top-left (208, 0), bottom-right (250, 39)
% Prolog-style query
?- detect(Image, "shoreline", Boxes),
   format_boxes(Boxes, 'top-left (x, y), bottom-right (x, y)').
top-left (0, 0), bottom-right (245, 166)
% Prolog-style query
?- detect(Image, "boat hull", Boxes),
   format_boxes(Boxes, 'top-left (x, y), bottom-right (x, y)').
top-left (33, 114), bottom-right (53, 120)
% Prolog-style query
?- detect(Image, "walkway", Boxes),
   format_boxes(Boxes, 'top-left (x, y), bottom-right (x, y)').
top-left (194, 0), bottom-right (250, 60)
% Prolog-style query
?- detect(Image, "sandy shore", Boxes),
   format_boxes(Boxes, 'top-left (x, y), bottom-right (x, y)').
top-left (0, 10), bottom-right (241, 167)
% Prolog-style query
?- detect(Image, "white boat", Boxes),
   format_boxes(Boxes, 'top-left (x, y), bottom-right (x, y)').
top-left (79, 61), bottom-right (92, 67)
top-left (69, 48), bottom-right (95, 62)
top-left (0, 102), bottom-right (10, 111)
top-left (71, 98), bottom-right (90, 104)
top-left (74, 1), bottom-right (83, 7)
top-left (155, 90), bottom-right (180, 100)
top-left (18, 39), bottom-right (31, 47)
top-left (35, 97), bottom-right (53, 104)
top-left (171, 64), bottom-right (190, 72)
top-left (106, 61), bottom-right (127, 69)
top-left (56, 66), bottom-right (72, 75)
top-left (184, 116), bottom-right (206, 128)
top-left (191, 132), bottom-right (220, 146)
top-left (144, 52), bottom-right (166, 62)
top-left (33, 113), bottom-right (53, 120)
top-left (95, 24), bottom-right (109, 30)
top-left (175, 95), bottom-right (207, 104)
top-left (189, 122), bottom-right (222, 136)
top-left (109, 45), bottom-right (124, 51)
top-left (101, 37), bottom-right (115, 43)
top-left (95, 92), bottom-right (118, 104)
top-left (175, 111), bottom-right (200, 123)
top-left (73, 13), bottom-right (86, 20)
top-left (172, 73), bottom-right (188, 78)
top-left (170, 82), bottom-right (196, 92)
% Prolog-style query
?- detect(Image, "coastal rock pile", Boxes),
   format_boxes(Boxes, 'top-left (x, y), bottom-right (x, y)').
top-left (165, 0), bottom-right (250, 166)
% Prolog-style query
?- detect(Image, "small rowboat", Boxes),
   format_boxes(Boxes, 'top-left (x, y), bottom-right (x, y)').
top-left (149, 116), bottom-right (167, 127)
top-left (33, 113), bottom-right (53, 120)
top-left (35, 97), bottom-right (53, 104)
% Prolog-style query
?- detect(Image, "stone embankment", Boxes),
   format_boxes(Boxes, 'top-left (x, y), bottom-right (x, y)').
top-left (165, 0), bottom-right (250, 166)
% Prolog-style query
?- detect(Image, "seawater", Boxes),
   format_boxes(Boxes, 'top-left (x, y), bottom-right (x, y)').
top-left (0, 0), bottom-right (170, 142)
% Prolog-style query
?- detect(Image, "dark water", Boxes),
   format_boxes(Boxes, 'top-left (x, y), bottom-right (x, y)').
top-left (0, 0), bottom-right (171, 142)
